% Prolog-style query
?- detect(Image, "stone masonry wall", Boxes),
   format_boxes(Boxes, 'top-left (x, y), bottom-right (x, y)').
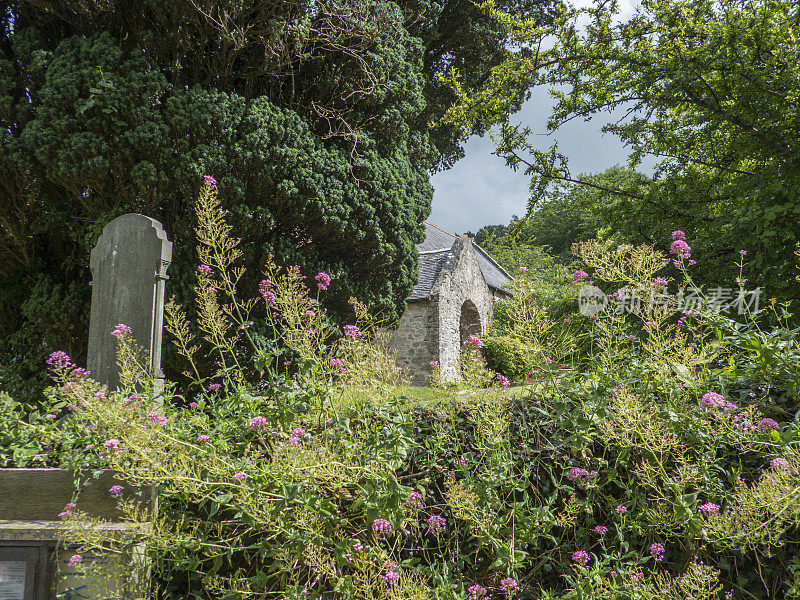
top-left (386, 299), bottom-right (440, 385)
top-left (435, 238), bottom-right (494, 382)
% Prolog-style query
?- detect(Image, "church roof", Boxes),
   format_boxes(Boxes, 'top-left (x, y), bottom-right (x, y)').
top-left (408, 222), bottom-right (512, 301)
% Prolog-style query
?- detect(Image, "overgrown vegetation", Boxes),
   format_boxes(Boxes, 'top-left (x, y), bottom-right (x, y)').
top-left (3, 179), bottom-right (798, 599)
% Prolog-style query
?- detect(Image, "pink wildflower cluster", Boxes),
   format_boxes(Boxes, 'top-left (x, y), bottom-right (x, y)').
top-left (59, 502), bottom-right (77, 518)
top-left (208, 383), bottom-right (221, 392)
top-left (519, 266), bottom-right (528, 273)
top-left (109, 485), bottom-right (124, 496)
top-left (700, 392), bottom-right (737, 411)
top-left (571, 550), bottom-right (590, 566)
top-left (770, 457), bottom-right (791, 471)
top-left (593, 525), bottom-right (608, 535)
top-left (258, 279), bottom-right (277, 307)
top-left (104, 438), bottom-right (121, 450)
top-left (315, 272), bottom-right (331, 291)
top-left (197, 264), bottom-right (213, 275)
top-left (567, 467), bottom-right (598, 483)
top-left (343, 325), bottom-right (362, 339)
top-left (427, 514), bottom-right (446, 534)
top-left (670, 230), bottom-right (692, 261)
top-left (111, 323), bottom-right (131, 338)
top-left (653, 277), bottom-right (669, 287)
top-left (463, 335), bottom-right (483, 349)
top-left (46, 351), bottom-right (91, 379)
top-left (287, 427), bottom-right (306, 447)
top-left (249, 416), bottom-right (268, 430)
top-left (197, 434), bottom-right (211, 443)
top-left (573, 270), bottom-right (588, 284)
top-left (232, 472), bottom-right (248, 482)
top-left (496, 374), bottom-right (510, 389)
top-left (499, 577), bottom-right (519, 593)
top-left (147, 411), bottom-right (167, 426)
top-left (383, 569), bottom-right (400, 585)
top-left (698, 502), bottom-right (720, 514)
top-left (68, 554), bottom-right (82, 567)
top-left (407, 491), bottom-right (424, 509)
top-left (758, 418), bottom-right (779, 431)
top-left (468, 584), bottom-right (487, 600)
top-left (203, 175), bottom-right (218, 191)
top-left (649, 542), bottom-right (665, 562)
top-left (615, 505), bottom-right (627, 514)
top-left (372, 518), bottom-right (392, 539)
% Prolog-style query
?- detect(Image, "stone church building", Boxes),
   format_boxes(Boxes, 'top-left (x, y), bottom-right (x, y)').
top-left (388, 222), bottom-right (512, 384)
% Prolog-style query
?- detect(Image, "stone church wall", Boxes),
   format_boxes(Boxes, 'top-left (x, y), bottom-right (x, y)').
top-left (434, 239), bottom-right (494, 382)
top-left (387, 299), bottom-right (440, 385)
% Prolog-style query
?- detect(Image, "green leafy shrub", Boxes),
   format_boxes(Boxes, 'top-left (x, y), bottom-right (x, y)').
top-left (11, 183), bottom-right (799, 600)
top-left (482, 335), bottom-right (531, 380)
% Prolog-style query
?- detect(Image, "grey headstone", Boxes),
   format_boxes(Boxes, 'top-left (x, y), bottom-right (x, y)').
top-left (87, 214), bottom-right (171, 391)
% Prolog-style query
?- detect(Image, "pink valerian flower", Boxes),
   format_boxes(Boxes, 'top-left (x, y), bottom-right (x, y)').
top-left (59, 502), bottom-right (77, 518)
top-left (207, 383), bottom-right (221, 392)
top-left (631, 571), bottom-right (644, 582)
top-left (653, 277), bottom-right (669, 287)
top-left (249, 416), bottom-right (268, 430)
top-left (615, 505), bottom-right (627, 514)
top-left (468, 584), bottom-right (487, 600)
top-left (109, 485), bottom-right (124, 496)
top-left (499, 577), bottom-right (519, 593)
top-left (671, 230), bottom-right (686, 241)
top-left (147, 411), bottom-right (167, 426)
top-left (519, 266), bottom-right (528, 273)
top-left (288, 435), bottom-right (301, 446)
top-left (758, 418), bottom-right (779, 431)
top-left (725, 591), bottom-right (733, 600)
top-left (593, 525), bottom-right (608, 535)
top-left (197, 434), bottom-right (211, 443)
top-left (292, 427), bottom-right (307, 438)
top-left (47, 413), bottom-right (57, 420)
top-left (770, 457), bottom-right (791, 471)
top-left (104, 439), bottom-right (121, 450)
top-left (330, 358), bottom-right (344, 369)
top-left (670, 239), bottom-right (692, 260)
top-left (203, 175), bottom-right (218, 191)
top-left (649, 542), bottom-right (666, 561)
top-left (700, 392), bottom-right (737, 411)
top-left (94, 391), bottom-right (106, 401)
top-left (645, 321), bottom-right (657, 328)
top-left (47, 350), bottom-right (72, 368)
top-left (304, 310), bottom-right (316, 321)
top-left (111, 323), bottom-right (132, 338)
top-left (427, 514), bottom-right (446, 534)
top-left (571, 550), bottom-right (590, 566)
top-left (352, 542), bottom-right (364, 552)
top-left (197, 264), bottom-right (213, 275)
top-left (567, 467), bottom-right (597, 483)
top-left (372, 518), bottom-right (392, 539)
top-left (383, 570), bottom-right (400, 585)
top-left (739, 249), bottom-right (748, 255)
top-left (698, 502), bottom-right (720, 514)
top-left (68, 554), bottom-right (82, 567)
top-left (315, 272), bottom-right (331, 291)
top-left (189, 401), bottom-right (198, 409)
top-left (573, 269), bottom-right (589, 283)
top-left (497, 374), bottom-right (510, 389)
top-left (407, 491), bottom-right (424, 509)
top-left (232, 472), bottom-right (248, 482)
top-left (463, 335), bottom-right (483, 349)
top-left (343, 325), bottom-right (362, 339)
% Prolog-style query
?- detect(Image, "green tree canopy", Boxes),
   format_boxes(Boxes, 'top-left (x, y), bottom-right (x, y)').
top-left (0, 0), bottom-right (558, 395)
top-left (442, 0), bottom-right (800, 307)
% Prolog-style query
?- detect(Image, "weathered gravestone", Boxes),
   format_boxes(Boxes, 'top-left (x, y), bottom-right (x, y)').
top-left (87, 214), bottom-right (172, 391)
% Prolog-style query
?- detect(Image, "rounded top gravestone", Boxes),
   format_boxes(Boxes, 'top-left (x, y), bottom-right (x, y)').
top-left (87, 214), bottom-right (172, 391)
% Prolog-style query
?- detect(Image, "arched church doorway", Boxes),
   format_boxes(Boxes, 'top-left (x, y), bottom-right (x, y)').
top-left (459, 299), bottom-right (482, 344)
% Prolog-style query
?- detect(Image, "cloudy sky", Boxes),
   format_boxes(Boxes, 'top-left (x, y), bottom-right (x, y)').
top-left (429, 0), bottom-right (644, 235)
